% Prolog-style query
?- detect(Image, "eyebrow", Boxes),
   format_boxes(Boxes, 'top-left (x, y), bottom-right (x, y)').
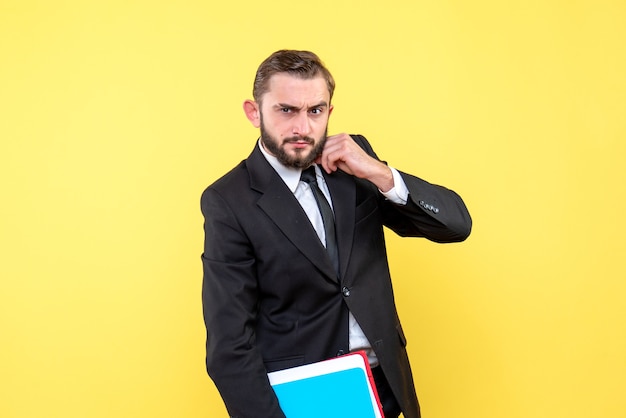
top-left (275, 102), bottom-right (329, 111)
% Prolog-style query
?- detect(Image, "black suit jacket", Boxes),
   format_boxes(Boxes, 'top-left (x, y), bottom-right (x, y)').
top-left (201, 135), bottom-right (472, 418)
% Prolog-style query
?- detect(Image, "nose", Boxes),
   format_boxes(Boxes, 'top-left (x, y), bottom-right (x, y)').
top-left (292, 111), bottom-right (312, 137)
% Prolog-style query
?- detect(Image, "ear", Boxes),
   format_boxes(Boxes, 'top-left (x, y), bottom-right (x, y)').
top-left (243, 100), bottom-right (261, 128)
top-left (328, 104), bottom-right (334, 116)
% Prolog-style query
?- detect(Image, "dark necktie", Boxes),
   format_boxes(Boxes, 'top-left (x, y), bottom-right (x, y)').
top-left (300, 166), bottom-right (339, 276)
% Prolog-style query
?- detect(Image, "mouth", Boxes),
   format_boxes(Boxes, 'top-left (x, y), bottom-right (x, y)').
top-left (284, 137), bottom-right (313, 149)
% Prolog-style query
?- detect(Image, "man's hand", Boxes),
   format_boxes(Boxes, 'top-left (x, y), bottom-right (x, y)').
top-left (316, 133), bottom-right (395, 192)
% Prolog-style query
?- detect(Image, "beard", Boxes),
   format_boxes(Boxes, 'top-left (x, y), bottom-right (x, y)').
top-left (260, 118), bottom-right (328, 169)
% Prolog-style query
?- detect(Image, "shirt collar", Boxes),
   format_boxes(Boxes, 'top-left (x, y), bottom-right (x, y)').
top-left (258, 138), bottom-right (303, 193)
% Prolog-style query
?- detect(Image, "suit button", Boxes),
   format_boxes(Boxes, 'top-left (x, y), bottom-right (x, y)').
top-left (342, 286), bottom-right (351, 297)
top-left (336, 350), bottom-right (345, 356)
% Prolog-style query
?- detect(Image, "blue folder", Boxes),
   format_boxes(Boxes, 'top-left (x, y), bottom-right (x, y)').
top-left (267, 351), bottom-right (383, 418)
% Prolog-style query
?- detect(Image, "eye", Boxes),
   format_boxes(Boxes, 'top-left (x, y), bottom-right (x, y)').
top-left (280, 107), bottom-right (291, 113)
top-left (310, 107), bottom-right (323, 115)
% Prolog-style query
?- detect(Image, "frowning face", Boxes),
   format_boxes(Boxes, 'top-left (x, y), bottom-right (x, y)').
top-left (244, 73), bottom-right (333, 168)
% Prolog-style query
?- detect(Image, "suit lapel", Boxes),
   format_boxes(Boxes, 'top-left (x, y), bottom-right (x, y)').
top-left (246, 145), bottom-right (339, 282)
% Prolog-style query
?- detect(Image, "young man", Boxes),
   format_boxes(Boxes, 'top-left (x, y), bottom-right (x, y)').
top-left (201, 50), bottom-right (472, 418)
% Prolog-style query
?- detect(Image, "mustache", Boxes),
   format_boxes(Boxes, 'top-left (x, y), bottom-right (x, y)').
top-left (283, 136), bottom-right (315, 144)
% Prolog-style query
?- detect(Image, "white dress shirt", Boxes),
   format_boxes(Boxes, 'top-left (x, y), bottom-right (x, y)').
top-left (258, 140), bottom-right (409, 366)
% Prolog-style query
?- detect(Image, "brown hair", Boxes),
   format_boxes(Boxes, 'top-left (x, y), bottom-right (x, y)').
top-left (252, 50), bottom-right (335, 103)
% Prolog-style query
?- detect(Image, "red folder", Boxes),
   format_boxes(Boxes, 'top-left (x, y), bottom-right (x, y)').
top-left (267, 351), bottom-right (384, 418)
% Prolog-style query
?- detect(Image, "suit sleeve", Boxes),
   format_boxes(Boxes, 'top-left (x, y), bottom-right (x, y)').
top-left (200, 187), bottom-right (286, 418)
top-left (388, 171), bottom-right (472, 242)
top-left (351, 134), bottom-right (472, 242)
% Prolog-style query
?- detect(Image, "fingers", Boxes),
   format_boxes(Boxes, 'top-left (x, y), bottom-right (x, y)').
top-left (320, 133), bottom-right (393, 191)
top-left (320, 133), bottom-right (371, 177)
top-left (319, 133), bottom-right (353, 174)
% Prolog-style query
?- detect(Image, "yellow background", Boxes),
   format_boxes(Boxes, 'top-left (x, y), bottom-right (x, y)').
top-left (1, 1), bottom-right (625, 417)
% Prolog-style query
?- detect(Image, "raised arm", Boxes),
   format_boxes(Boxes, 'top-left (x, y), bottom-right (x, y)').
top-left (319, 133), bottom-right (472, 242)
